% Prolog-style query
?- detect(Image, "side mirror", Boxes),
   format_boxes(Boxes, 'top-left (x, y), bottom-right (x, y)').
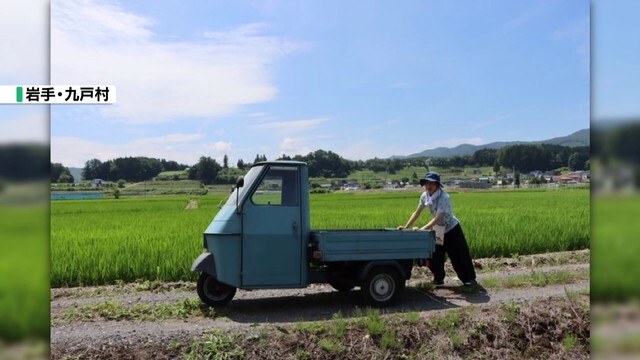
top-left (235, 176), bottom-right (244, 213)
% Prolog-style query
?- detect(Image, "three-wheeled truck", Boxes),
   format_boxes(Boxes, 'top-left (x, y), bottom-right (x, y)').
top-left (192, 161), bottom-right (435, 307)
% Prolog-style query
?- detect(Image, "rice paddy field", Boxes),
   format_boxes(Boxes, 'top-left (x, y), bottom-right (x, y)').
top-left (591, 194), bottom-right (640, 301)
top-left (50, 188), bottom-right (590, 288)
top-left (0, 206), bottom-right (50, 341)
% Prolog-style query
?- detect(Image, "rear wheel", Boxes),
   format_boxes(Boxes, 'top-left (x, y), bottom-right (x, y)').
top-left (196, 272), bottom-right (236, 307)
top-left (361, 266), bottom-right (403, 307)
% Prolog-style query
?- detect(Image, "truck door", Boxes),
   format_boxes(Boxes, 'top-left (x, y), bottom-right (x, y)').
top-left (241, 165), bottom-right (302, 287)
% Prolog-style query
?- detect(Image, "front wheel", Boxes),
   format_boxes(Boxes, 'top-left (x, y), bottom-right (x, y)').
top-left (361, 266), bottom-right (404, 307)
top-left (196, 272), bottom-right (236, 307)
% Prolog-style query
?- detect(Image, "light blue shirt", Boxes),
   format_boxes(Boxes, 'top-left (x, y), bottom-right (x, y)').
top-left (418, 189), bottom-right (459, 233)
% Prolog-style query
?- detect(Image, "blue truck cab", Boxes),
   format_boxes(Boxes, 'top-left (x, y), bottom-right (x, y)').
top-left (192, 161), bottom-right (435, 307)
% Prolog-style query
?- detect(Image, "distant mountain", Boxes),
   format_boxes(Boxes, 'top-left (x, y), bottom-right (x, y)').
top-left (69, 167), bottom-right (83, 183)
top-left (394, 129), bottom-right (589, 159)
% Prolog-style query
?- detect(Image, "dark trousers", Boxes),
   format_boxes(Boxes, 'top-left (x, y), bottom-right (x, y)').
top-left (428, 224), bottom-right (476, 283)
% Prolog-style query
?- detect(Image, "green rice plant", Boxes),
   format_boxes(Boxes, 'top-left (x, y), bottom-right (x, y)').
top-left (591, 195), bottom-right (640, 301)
top-left (50, 188), bottom-right (589, 287)
top-left (309, 189), bottom-right (589, 258)
top-left (51, 196), bottom-right (225, 287)
top-left (0, 206), bottom-right (49, 341)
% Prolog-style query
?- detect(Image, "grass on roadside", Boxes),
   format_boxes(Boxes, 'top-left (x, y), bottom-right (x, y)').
top-left (479, 269), bottom-right (589, 290)
top-left (53, 298), bottom-right (214, 325)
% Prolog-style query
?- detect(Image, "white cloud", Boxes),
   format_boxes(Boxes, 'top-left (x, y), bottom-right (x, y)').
top-left (280, 138), bottom-right (295, 151)
top-left (51, 133), bottom-right (208, 167)
top-left (249, 118), bottom-right (329, 132)
top-left (337, 140), bottom-right (379, 160)
top-left (0, 0), bottom-right (49, 83)
top-left (51, 0), bottom-right (302, 124)
top-left (0, 110), bottom-right (49, 144)
top-left (209, 141), bottom-right (232, 152)
top-left (279, 137), bottom-right (311, 156)
top-left (131, 133), bottom-right (204, 144)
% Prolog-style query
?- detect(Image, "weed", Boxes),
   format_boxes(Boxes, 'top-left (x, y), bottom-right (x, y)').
top-left (415, 281), bottom-right (435, 292)
top-left (366, 308), bottom-right (384, 336)
top-left (294, 321), bottom-right (327, 334)
top-left (295, 348), bottom-right (311, 360)
top-left (432, 310), bottom-right (462, 330)
top-left (405, 311), bottom-right (421, 324)
top-left (501, 301), bottom-right (521, 323)
top-left (185, 330), bottom-right (244, 360)
top-left (332, 311), bottom-right (346, 338)
top-left (56, 297), bottom-right (212, 323)
top-left (562, 334), bottom-right (577, 351)
top-left (381, 329), bottom-right (400, 350)
top-left (319, 338), bottom-right (343, 353)
top-left (449, 331), bottom-right (465, 347)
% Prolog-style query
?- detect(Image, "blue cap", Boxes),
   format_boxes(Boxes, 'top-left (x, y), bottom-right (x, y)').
top-left (419, 172), bottom-right (443, 186)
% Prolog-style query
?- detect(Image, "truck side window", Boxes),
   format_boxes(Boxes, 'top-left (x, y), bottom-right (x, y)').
top-left (251, 166), bottom-right (299, 206)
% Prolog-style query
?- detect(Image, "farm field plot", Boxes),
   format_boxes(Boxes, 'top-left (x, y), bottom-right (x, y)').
top-left (0, 206), bottom-right (49, 341)
top-left (50, 188), bottom-right (589, 287)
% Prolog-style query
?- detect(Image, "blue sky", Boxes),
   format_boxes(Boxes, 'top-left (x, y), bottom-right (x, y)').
top-left (3, 1), bottom-right (593, 167)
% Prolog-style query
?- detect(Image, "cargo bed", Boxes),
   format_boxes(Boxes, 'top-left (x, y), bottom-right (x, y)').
top-left (311, 228), bottom-right (436, 262)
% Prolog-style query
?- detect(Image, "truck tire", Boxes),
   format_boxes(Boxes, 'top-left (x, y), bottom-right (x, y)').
top-left (361, 266), bottom-right (404, 307)
top-left (196, 272), bottom-right (236, 307)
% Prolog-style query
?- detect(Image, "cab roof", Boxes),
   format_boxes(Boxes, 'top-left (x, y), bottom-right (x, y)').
top-left (252, 160), bottom-right (307, 167)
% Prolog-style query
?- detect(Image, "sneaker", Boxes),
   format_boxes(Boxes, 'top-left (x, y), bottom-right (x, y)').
top-left (463, 280), bottom-right (477, 287)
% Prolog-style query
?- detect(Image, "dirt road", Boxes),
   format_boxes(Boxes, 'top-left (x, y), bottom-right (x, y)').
top-left (51, 250), bottom-right (590, 359)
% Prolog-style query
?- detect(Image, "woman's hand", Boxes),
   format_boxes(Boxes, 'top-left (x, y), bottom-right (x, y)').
top-left (412, 226), bottom-right (420, 231)
top-left (397, 225), bottom-right (406, 230)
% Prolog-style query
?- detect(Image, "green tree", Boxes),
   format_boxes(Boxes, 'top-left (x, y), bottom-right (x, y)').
top-left (568, 152), bottom-right (589, 171)
top-left (57, 172), bottom-right (74, 183)
top-left (189, 156), bottom-right (221, 185)
top-left (51, 163), bottom-right (66, 182)
top-left (82, 158), bottom-right (103, 180)
top-left (0, 144), bottom-right (48, 181)
top-left (493, 160), bottom-right (501, 176)
top-left (223, 155), bottom-right (229, 169)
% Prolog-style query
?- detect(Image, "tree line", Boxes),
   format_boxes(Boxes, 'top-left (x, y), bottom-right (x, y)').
top-left (0, 143), bottom-right (48, 181)
top-left (55, 143), bottom-right (590, 185)
top-left (76, 157), bottom-right (188, 183)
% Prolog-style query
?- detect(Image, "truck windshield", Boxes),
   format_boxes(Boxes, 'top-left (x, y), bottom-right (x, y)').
top-left (225, 165), bottom-right (264, 206)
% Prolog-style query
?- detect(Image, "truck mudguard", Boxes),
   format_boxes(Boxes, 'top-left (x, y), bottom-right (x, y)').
top-left (191, 252), bottom-right (216, 276)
